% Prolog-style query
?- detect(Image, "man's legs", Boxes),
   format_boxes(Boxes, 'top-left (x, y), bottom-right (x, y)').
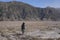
top-left (22, 29), bottom-right (25, 35)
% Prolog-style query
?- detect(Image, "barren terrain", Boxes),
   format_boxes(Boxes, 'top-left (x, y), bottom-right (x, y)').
top-left (0, 21), bottom-right (60, 40)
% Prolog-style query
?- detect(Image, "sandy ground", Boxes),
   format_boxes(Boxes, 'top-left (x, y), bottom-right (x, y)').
top-left (0, 21), bottom-right (60, 39)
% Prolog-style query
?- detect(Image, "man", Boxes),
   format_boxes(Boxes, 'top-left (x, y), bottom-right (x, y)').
top-left (21, 22), bottom-right (25, 35)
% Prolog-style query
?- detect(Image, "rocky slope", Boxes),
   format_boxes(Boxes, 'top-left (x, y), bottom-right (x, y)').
top-left (0, 1), bottom-right (60, 21)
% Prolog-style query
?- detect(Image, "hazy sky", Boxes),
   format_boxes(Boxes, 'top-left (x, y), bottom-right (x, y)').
top-left (0, 0), bottom-right (60, 8)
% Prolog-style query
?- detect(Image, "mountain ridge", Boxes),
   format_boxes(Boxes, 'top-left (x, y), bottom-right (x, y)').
top-left (0, 1), bottom-right (60, 21)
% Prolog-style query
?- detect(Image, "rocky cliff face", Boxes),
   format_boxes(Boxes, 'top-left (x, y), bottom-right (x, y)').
top-left (0, 1), bottom-right (60, 21)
